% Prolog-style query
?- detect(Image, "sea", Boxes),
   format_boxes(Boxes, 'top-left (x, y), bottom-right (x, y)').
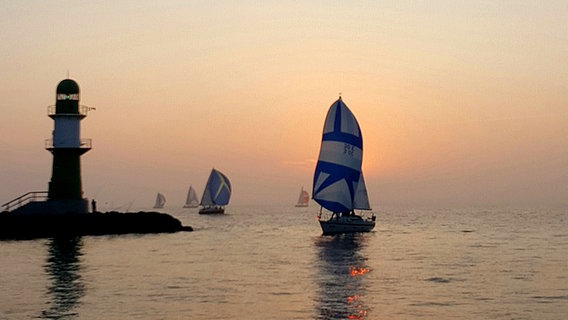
top-left (1, 206), bottom-right (566, 319)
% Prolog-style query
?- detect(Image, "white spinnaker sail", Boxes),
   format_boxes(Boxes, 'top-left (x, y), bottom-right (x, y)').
top-left (297, 187), bottom-right (309, 206)
top-left (154, 193), bottom-right (166, 208)
top-left (185, 186), bottom-right (198, 206)
top-left (353, 173), bottom-right (371, 210)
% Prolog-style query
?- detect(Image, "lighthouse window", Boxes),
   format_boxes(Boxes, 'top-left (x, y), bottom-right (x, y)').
top-left (57, 93), bottom-right (79, 100)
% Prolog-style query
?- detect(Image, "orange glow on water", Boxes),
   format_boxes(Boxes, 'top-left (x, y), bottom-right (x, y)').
top-left (347, 309), bottom-right (368, 319)
top-left (347, 292), bottom-right (368, 318)
top-left (347, 282), bottom-right (368, 319)
top-left (347, 295), bottom-right (359, 304)
top-left (349, 266), bottom-right (369, 277)
top-left (347, 295), bottom-right (367, 319)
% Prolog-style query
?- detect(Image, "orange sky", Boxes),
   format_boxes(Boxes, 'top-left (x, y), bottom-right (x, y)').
top-left (1, 1), bottom-right (567, 209)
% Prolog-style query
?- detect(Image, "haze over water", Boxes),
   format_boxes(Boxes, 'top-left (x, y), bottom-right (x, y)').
top-left (1, 1), bottom-right (567, 208)
top-left (1, 206), bottom-right (567, 319)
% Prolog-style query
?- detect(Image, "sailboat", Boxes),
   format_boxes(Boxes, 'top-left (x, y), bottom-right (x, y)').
top-left (199, 168), bottom-right (232, 214)
top-left (295, 187), bottom-right (310, 207)
top-left (183, 186), bottom-right (199, 208)
top-left (312, 97), bottom-right (376, 235)
top-left (153, 192), bottom-right (166, 209)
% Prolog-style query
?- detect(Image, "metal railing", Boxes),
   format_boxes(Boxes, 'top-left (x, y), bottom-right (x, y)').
top-left (2, 191), bottom-right (49, 212)
top-left (47, 105), bottom-right (95, 116)
top-left (45, 138), bottom-right (92, 149)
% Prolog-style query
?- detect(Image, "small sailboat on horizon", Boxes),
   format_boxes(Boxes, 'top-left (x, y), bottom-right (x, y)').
top-left (199, 168), bottom-right (232, 214)
top-left (153, 192), bottom-right (166, 209)
top-left (183, 185), bottom-right (199, 208)
top-left (295, 187), bottom-right (310, 207)
top-left (313, 97), bottom-right (376, 235)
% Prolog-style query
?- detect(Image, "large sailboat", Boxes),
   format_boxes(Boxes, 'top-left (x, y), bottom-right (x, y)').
top-left (295, 187), bottom-right (310, 207)
top-left (183, 185), bottom-right (199, 208)
top-left (153, 192), bottom-right (166, 209)
top-left (312, 97), bottom-right (376, 235)
top-left (199, 168), bottom-right (232, 214)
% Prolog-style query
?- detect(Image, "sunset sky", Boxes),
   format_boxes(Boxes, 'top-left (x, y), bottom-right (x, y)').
top-left (1, 1), bottom-right (567, 209)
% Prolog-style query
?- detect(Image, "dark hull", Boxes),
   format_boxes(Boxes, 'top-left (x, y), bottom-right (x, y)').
top-left (198, 207), bottom-right (225, 214)
top-left (319, 215), bottom-right (375, 235)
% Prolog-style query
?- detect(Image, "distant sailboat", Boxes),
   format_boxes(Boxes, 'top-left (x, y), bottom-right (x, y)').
top-left (313, 97), bottom-right (375, 235)
top-left (183, 186), bottom-right (199, 208)
top-left (295, 187), bottom-right (310, 207)
top-left (199, 168), bottom-right (232, 214)
top-left (153, 192), bottom-right (166, 209)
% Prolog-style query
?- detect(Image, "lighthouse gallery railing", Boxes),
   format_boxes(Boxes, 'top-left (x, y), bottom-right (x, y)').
top-left (47, 105), bottom-right (94, 116)
top-left (44, 138), bottom-right (92, 149)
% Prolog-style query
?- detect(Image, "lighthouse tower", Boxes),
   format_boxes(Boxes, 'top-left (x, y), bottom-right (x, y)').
top-left (45, 79), bottom-right (92, 213)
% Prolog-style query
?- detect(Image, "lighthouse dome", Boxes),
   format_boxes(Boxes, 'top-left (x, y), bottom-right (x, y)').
top-left (56, 79), bottom-right (80, 95)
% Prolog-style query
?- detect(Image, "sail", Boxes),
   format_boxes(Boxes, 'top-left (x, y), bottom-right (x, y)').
top-left (313, 98), bottom-right (363, 213)
top-left (185, 186), bottom-right (199, 207)
top-left (200, 169), bottom-right (232, 206)
top-left (353, 173), bottom-right (371, 210)
top-left (296, 187), bottom-right (310, 206)
top-left (153, 192), bottom-right (166, 208)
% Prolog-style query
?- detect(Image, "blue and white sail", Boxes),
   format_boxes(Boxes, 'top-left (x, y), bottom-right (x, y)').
top-left (200, 168), bottom-right (232, 206)
top-left (313, 97), bottom-right (363, 213)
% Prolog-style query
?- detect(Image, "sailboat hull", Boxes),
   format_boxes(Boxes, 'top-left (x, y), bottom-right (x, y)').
top-left (198, 206), bottom-right (225, 214)
top-left (319, 215), bottom-right (375, 235)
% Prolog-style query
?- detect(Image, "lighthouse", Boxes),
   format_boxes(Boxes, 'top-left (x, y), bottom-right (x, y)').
top-left (0, 78), bottom-right (194, 238)
top-left (45, 79), bottom-right (92, 213)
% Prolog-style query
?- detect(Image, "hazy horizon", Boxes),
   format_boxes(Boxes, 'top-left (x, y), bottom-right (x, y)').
top-left (1, 1), bottom-right (567, 209)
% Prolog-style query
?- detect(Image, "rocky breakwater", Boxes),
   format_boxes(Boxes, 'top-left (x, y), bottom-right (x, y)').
top-left (0, 211), bottom-right (193, 240)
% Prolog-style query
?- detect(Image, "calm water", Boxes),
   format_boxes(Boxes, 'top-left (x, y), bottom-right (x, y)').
top-left (1, 206), bottom-right (567, 319)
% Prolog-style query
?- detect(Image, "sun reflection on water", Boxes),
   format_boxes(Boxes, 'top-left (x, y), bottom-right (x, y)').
top-left (350, 267), bottom-right (370, 277)
top-left (313, 234), bottom-right (372, 319)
